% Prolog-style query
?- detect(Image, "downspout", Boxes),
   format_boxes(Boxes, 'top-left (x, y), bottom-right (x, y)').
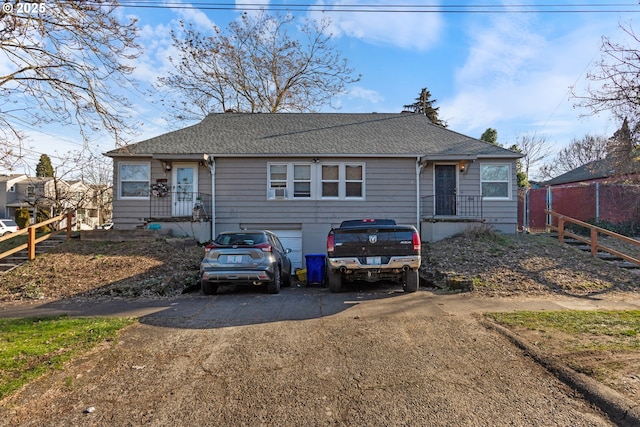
top-left (416, 157), bottom-right (424, 234)
top-left (595, 182), bottom-right (600, 222)
top-left (208, 157), bottom-right (216, 241)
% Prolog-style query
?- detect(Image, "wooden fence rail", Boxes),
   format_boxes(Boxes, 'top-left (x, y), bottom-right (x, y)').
top-left (545, 210), bottom-right (640, 267)
top-left (0, 212), bottom-right (75, 262)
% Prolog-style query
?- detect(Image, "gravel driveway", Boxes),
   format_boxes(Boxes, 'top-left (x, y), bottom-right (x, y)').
top-left (2, 287), bottom-right (625, 427)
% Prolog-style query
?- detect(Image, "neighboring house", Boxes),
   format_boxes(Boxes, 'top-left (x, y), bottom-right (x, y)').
top-left (542, 159), bottom-right (619, 187)
top-left (105, 113), bottom-right (522, 268)
top-left (0, 174), bottom-right (105, 229)
top-left (520, 159), bottom-right (640, 231)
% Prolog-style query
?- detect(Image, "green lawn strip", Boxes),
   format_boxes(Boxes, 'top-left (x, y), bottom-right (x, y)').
top-left (485, 310), bottom-right (640, 352)
top-left (0, 315), bottom-right (135, 399)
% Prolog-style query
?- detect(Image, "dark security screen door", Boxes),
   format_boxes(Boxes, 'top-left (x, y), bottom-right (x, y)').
top-left (435, 165), bottom-right (456, 216)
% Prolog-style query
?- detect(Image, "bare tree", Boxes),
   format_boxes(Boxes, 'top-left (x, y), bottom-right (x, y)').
top-left (79, 153), bottom-right (113, 224)
top-left (538, 134), bottom-right (609, 180)
top-left (157, 12), bottom-right (360, 120)
top-left (571, 22), bottom-right (640, 143)
top-left (513, 133), bottom-right (554, 180)
top-left (0, 0), bottom-right (141, 170)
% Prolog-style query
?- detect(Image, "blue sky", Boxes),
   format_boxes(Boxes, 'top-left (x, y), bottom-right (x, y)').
top-left (10, 1), bottom-right (640, 179)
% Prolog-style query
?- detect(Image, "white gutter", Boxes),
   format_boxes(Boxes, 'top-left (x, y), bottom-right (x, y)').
top-left (208, 156), bottom-right (216, 241)
top-left (416, 157), bottom-right (423, 232)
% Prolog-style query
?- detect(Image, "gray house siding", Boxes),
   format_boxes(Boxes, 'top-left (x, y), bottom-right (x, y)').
top-left (213, 157), bottom-right (419, 257)
top-left (419, 160), bottom-right (519, 241)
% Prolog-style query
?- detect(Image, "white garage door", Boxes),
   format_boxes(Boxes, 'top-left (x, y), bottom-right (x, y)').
top-left (273, 230), bottom-right (303, 270)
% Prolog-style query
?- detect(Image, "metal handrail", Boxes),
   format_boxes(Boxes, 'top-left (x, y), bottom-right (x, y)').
top-left (421, 195), bottom-right (483, 219)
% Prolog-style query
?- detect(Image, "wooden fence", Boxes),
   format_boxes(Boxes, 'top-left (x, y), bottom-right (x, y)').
top-left (0, 212), bottom-right (75, 262)
top-left (546, 210), bottom-right (640, 266)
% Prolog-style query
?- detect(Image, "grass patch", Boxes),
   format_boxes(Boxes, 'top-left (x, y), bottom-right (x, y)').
top-left (485, 310), bottom-right (640, 351)
top-left (0, 315), bottom-right (135, 399)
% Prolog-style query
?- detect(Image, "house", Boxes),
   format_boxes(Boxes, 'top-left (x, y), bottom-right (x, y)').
top-left (105, 113), bottom-right (522, 268)
top-left (0, 174), bottom-right (106, 229)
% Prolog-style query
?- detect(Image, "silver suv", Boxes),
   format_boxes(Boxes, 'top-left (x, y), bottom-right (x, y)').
top-left (0, 219), bottom-right (20, 236)
top-left (200, 230), bottom-right (292, 295)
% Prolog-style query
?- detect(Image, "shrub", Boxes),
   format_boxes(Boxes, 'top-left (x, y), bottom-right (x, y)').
top-left (14, 208), bottom-right (30, 229)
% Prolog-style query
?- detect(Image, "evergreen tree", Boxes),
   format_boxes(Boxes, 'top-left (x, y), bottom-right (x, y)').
top-left (607, 117), bottom-right (640, 176)
top-left (35, 154), bottom-right (54, 177)
top-left (403, 88), bottom-right (447, 127)
top-left (480, 128), bottom-right (499, 146)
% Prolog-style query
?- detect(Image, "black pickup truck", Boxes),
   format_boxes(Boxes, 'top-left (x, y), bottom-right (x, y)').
top-left (326, 219), bottom-right (421, 293)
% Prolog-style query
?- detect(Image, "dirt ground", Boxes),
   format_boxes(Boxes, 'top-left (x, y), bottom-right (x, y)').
top-left (0, 231), bottom-right (639, 425)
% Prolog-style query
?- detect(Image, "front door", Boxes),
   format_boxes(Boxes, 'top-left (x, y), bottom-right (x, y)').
top-left (172, 163), bottom-right (198, 217)
top-left (435, 165), bottom-right (456, 216)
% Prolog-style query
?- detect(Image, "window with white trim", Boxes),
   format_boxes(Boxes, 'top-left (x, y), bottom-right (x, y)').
top-left (480, 164), bottom-right (510, 199)
top-left (293, 164), bottom-right (311, 198)
top-left (8, 185), bottom-right (15, 193)
top-left (267, 162), bottom-right (365, 200)
top-left (345, 164), bottom-right (363, 198)
top-left (321, 165), bottom-right (339, 198)
top-left (119, 162), bottom-right (150, 199)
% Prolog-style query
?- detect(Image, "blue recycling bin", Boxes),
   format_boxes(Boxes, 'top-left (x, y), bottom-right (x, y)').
top-left (305, 254), bottom-right (326, 286)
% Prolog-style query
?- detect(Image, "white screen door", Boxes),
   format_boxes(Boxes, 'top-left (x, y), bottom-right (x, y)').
top-left (172, 163), bottom-right (198, 216)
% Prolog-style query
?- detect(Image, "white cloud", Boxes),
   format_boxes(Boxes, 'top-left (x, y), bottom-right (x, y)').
top-left (175, 2), bottom-right (215, 30)
top-left (310, 1), bottom-right (443, 51)
top-left (443, 12), bottom-right (620, 146)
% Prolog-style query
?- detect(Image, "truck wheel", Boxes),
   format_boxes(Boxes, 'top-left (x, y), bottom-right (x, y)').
top-left (267, 268), bottom-right (281, 294)
top-left (403, 270), bottom-right (419, 293)
top-left (328, 270), bottom-right (343, 293)
top-left (202, 281), bottom-right (218, 295)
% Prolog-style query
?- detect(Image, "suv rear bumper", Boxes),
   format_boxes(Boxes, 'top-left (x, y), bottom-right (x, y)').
top-left (201, 268), bottom-right (274, 285)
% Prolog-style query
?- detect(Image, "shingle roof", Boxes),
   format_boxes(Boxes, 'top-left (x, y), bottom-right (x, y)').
top-left (543, 159), bottom-right (616, 186)
top-left (105, 113), bottom-right (521, 159)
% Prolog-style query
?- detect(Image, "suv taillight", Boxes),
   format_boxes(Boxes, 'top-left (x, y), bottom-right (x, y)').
top-left (412, 232), bottom-right (421, 251)
top-left (204, 242), bottom-right (218, 253)
top-left (255, 242), bottom-right (272, 252)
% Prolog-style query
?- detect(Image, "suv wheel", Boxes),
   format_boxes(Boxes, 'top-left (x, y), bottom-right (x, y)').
top-left (282, 269), bottom-right (291, 287)
top-left (267, 268), bottom-right (281, 294)
top-left (403, 270), bottom-right (419, 293)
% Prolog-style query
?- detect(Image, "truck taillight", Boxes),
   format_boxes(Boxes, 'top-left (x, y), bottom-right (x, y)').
top-left (327, 234), bottom-right (335, 253)
top-left (412, 232), bottom-right (421, 251)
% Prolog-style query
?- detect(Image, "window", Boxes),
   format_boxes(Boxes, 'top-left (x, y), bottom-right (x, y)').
top-left (481, 164), bottom-right (510, 199)
top-left (267, 162), bottom-right (365, 200)
top-left (8, 185), bottom-right (15, 193)
top-left (26, 185), bottom-right (35, 198)
top-left (345, 164), bottom-right (363, 198)
top-left (293, 165), bottom-right (311, 198)
top-left (321, 165), bottom-right (339, 198)
top-left (119, 163), bottom-right (150, 199)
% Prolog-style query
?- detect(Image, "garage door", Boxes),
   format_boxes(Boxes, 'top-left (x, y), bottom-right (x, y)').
top-left (272, 230), bottom-right (303, 270)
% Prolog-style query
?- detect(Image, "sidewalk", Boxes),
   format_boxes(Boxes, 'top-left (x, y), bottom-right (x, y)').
top-left (2, 288), bottom-right (640, 320)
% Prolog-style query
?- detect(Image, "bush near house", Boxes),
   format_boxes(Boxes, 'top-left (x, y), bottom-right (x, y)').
top-left (14, 208), bottom-right (30, 229)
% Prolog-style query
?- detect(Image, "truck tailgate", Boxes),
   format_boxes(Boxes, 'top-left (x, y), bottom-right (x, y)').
top-left (331, 228), bottom-right (418, 258)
